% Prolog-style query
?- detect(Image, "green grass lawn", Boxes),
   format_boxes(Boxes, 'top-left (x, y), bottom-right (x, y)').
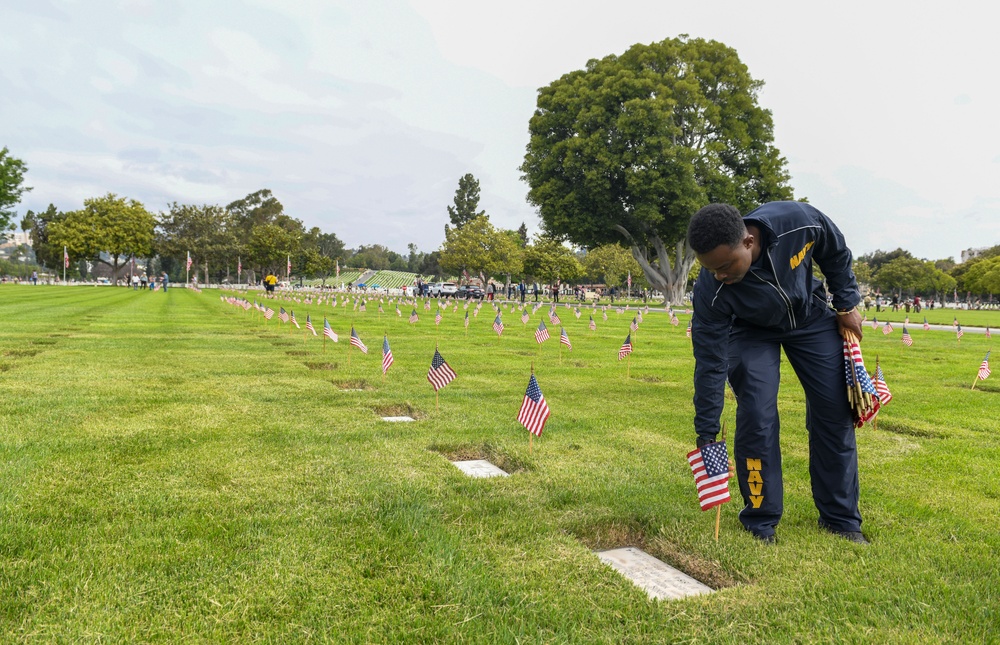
top-left (1, 286), bottom-right (997, 643)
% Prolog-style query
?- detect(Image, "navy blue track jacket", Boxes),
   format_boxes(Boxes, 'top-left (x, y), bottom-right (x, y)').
top-left (691, 201), bottom-right (861, 441)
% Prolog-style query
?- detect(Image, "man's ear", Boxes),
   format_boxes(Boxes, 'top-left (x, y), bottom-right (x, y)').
top-left (743, 232), bottom-right (755, 250)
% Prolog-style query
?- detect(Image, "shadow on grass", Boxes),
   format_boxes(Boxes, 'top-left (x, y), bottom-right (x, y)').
top-left (875, 418), bottom-right (948, 439)
top-left (304, 362), bottom-right (338, 370)
top-left (373, 402), bottom-right (424, 419)
top-left (31, 339), bottom-right (58, 345)
top-left (334, 379), bottom-right (376, 391)
top-left (427, 441), bottom-right (532, 474)
top-left (567, 518), bottom-right (744, 591)
top-left (4, 349), bottom-right (41, 358)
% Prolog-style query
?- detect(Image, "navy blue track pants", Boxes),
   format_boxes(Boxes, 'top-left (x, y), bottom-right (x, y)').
top-left (727, 312), bottom-right (862, 537)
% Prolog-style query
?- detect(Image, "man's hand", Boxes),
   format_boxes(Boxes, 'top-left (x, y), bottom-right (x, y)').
top-left (837, 307), bottom-right (863, 340)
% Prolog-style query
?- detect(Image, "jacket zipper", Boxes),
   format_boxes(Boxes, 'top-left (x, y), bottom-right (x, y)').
top-left (748, 246), bottom-right (797, 329)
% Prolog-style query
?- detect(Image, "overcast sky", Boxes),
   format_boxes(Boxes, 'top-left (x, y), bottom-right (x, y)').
top-left (4, 0), bottom-right (999, 261)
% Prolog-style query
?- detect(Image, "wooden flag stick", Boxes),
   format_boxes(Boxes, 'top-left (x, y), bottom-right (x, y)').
top-left (715, 421), bottom-right (728, 542)
top-left (529, 433), bottom-right (533, 456)
top-left (626, 352), bottom-right (631, 380)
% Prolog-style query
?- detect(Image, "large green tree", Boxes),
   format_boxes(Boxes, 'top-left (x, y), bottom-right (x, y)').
top-left (49, 193), bottom-right (155, 280)
top-left (520, 36), bottom-right (793, 303)
top-left (522, 236), bottom-right (582, 284)
top-left (1, 146), bottom-right (31, 236)
top-left (439, 215), bottom-right (523, 281)
top-left (446, 173), bottom-right (486, 232)
top-left (156, 203), bottom-right (235, 284)
top-left (581, 243), bottom-right (643, 288)
top-left (21, 204), bottom-right (67, 270)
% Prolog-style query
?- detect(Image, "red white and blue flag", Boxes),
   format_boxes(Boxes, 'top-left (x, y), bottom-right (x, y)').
top-left (618, 334), bottom-right (633, 360)
top-left (305, 315), bottom-right (316, 336)
top-left (517, 374), bottom-right (551, 437)
top-left (382, 335), bottom-right (394, 375)
top-left (493, 314), bottom-right (504, 336)
top-left (901, 326), bottom-right (913, 346)
top-left (559, 328), bottom-right (572, 350)
top-left (923, 317), bottom-right (930, 331)
top-left (874, 364), bottom-right (893, 405)
top-left (323, 317), bottom-right (338, 342)
top-left (409, 309), bottom-right (418, 324)
top-left (589, 315), bottom-right (596, 331)
top-left (534, 321), bottom-right (550, 344)
top-left (978, 351), bottom-right (992, 381)
top-left (957, 323), bottom-right (964, 340)
top-left (882, 321), bottom-right (893, 335)
top-left (427, 349), bottom-right (456, 391)
top-left (350, 327), bottom-right (368, 353)
top-left (686, 441), bottom-right (731, 511)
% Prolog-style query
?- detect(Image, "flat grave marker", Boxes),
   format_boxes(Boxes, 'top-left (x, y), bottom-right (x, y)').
top-left (595, 547), bottom-right (713, 601)
top-left (451, 459), bottom-right (509, 478)
top-left (381, 416), bottom-right (415, 422)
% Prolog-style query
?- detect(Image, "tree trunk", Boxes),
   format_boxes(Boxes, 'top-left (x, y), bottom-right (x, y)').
top-left (613, 226), bottom-right (695, 305)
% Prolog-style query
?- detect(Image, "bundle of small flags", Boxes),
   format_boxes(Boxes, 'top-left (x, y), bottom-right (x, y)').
top-left (843, 331), bottom-right (879, 427)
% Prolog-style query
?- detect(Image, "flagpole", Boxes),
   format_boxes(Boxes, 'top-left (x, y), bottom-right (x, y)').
top-left (715, 422), bottom-right (727, 542)
top-left (626, 352), bottom-right (630, 380)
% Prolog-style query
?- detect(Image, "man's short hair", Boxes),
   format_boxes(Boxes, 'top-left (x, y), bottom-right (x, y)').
top-left (687, 204), bottom-right (746, 254)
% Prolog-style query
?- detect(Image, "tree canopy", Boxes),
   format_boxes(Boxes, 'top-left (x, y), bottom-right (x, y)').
top-left (1, 146), bottom-right (31, 235)
top-left (520, 36), bottom-right (793, 302)
top-left (49, 193), bottom-right (155, 279)
top-left (439, 215), bottom-right (522, 281)
top-left (446, 173), bottom-right (486, 231)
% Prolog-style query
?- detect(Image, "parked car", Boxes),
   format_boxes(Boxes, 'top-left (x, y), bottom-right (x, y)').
top-left (429, 282), bottom-right (458, 297)
top-left (456, 285), bottom-right (484, 299)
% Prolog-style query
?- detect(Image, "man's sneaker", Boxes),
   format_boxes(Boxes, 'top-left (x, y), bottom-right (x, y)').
top-left (822, 527), bottom-right (870, 545)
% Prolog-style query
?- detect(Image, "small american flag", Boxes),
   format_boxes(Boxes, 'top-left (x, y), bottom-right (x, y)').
top-left (986, 327), bottom-right (992, 340)
top-left (305, 315), bottom-right (317, 336)
top-left (350, 327), bottom-right (368, 354)
top-left (874, 364), bottom-right (892, 405)
top-left (521, 310), bottom-right (529, 325)
top-left (382, 335), bottom-right (394, 375)
top-left (882, 321), bottom-right (893, 335)
top-left (574, 308), bottom-right (581, 319)
top-left (493, 314), bottom-right (504, 336)
top-left (534, 321), bottom-right (550, 343)
top-left (686, 320), bottom-right (692, 338)
top-left (923, 317), bottom-right (930, 331)
top-left (517, 374), bottom-right (551, 437)
top-left (589, 315), bottom-right (596, 331)
top-left (427, 349), bottom-right (456, 391)
top-left (378, 304), bottom-right (384, 314)
top-left (323, 317), bottom-right (338, 342)
top-left (560, 328), bottom-right (572, 350)
top-left (671, 314), bottom-right (679, 326)
top-left (279, 307), bottom-right (289, 323)
top-left (290, 311), bottom-right (300, 328)
top-left (618, 333), bottom-right (633, 360)
top-left (686, 441), bottom-right (731, 511)
top-left (435, 310), bottom-right (443, 326)
top-left (630, 316), bottom-right (639, 332)
top-left (396, 306), bottom-right (401, 317)
top-left (409, 309), bottom-right (418, 324)
top-left (424, 300), bottom-right (431, 310)
top-left (957, 324), bottom-right (964, 340)
top-left (550, 312), bottom-right (561, 325)
top-left (636, 311), bottom-right (643, 324)
top-left (603, 311), bottom-right (608, 321)
top-left (871, 316), bottom-right (879, 330)
top-left (186, 251), bottom-right (192, 271)
top-left (264, 307), bottom-right (274, 320)
top-left (978, 351), bottom-right (992, 381)
top-left (360, 300), bottom-right (367, 312)
top-left (901, 326), bottom-right (913, 346)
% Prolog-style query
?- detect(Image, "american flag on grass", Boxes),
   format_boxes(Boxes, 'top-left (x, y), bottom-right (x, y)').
top-left (435, 310), bottom-right (443, 325)
top-left (550, 312), bottom-right (562, 325)
top-left (987, 327), bottom-right (992, 340)
top-left (360, 300), bottom-right (367, 312)
top-left (290, 311), bottom-right (300, 328)
top-left (901, 326), bottom-right (913, 346)
top-left (882, 321), bottom-right (893, 335)
top-left (264, 307), bottom-right (274, 320)
top-left (493, 314), bottom-right (504, 336)
top-left (671, 314), bottom-right (679, 326)
top-left (396, 306), bottom-right (401, 317)
top-left (957, 323), bottom-right (964, 340)
top-left (978, 351), bottom-right (992, 381)
top-left (409, 309), bottom-right (418, 324)
top-left (323, 318), bottom-right (338, 342)
top-left (427, 349), bottom-right (456, 391)
top-left (574, 308), bottom-right (581, 319)
top-left (279, 307), bottom-right (289, 323)
top-left (305, 315), bottom-right (317, 336)
top-left (521, 310), bottom-right (529, 325)
top-left (923, 317), bottom-right (931, 331)
top-left (618, 333), bottom-right (633, 360)
top-left (589, 315), bottom-right (596, 331)
top-left (517, 374), bottom-right (551, 437)
top-left (534, 321), bottom-right (550, 343)
top-left (560, 328), bottom-right (572, 350)
top-left (350, 327), bottom-right (368, 353)
top-left (686, 441), bottom-right (731, 511)
top-left (874, 364), bottom-right (892, 405)
top-left (871, 316), bottom-right (879, 330)
top-left (603, 310), bottom-right (608, 322)
top-left (630, 316), bottom-right (639, 332)
top-left (424, 300), bottom-right (431, 310)
top-left (686, 319), bottom-right (692, 338)
top-left (381, 335), bottom-right (394, 375)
